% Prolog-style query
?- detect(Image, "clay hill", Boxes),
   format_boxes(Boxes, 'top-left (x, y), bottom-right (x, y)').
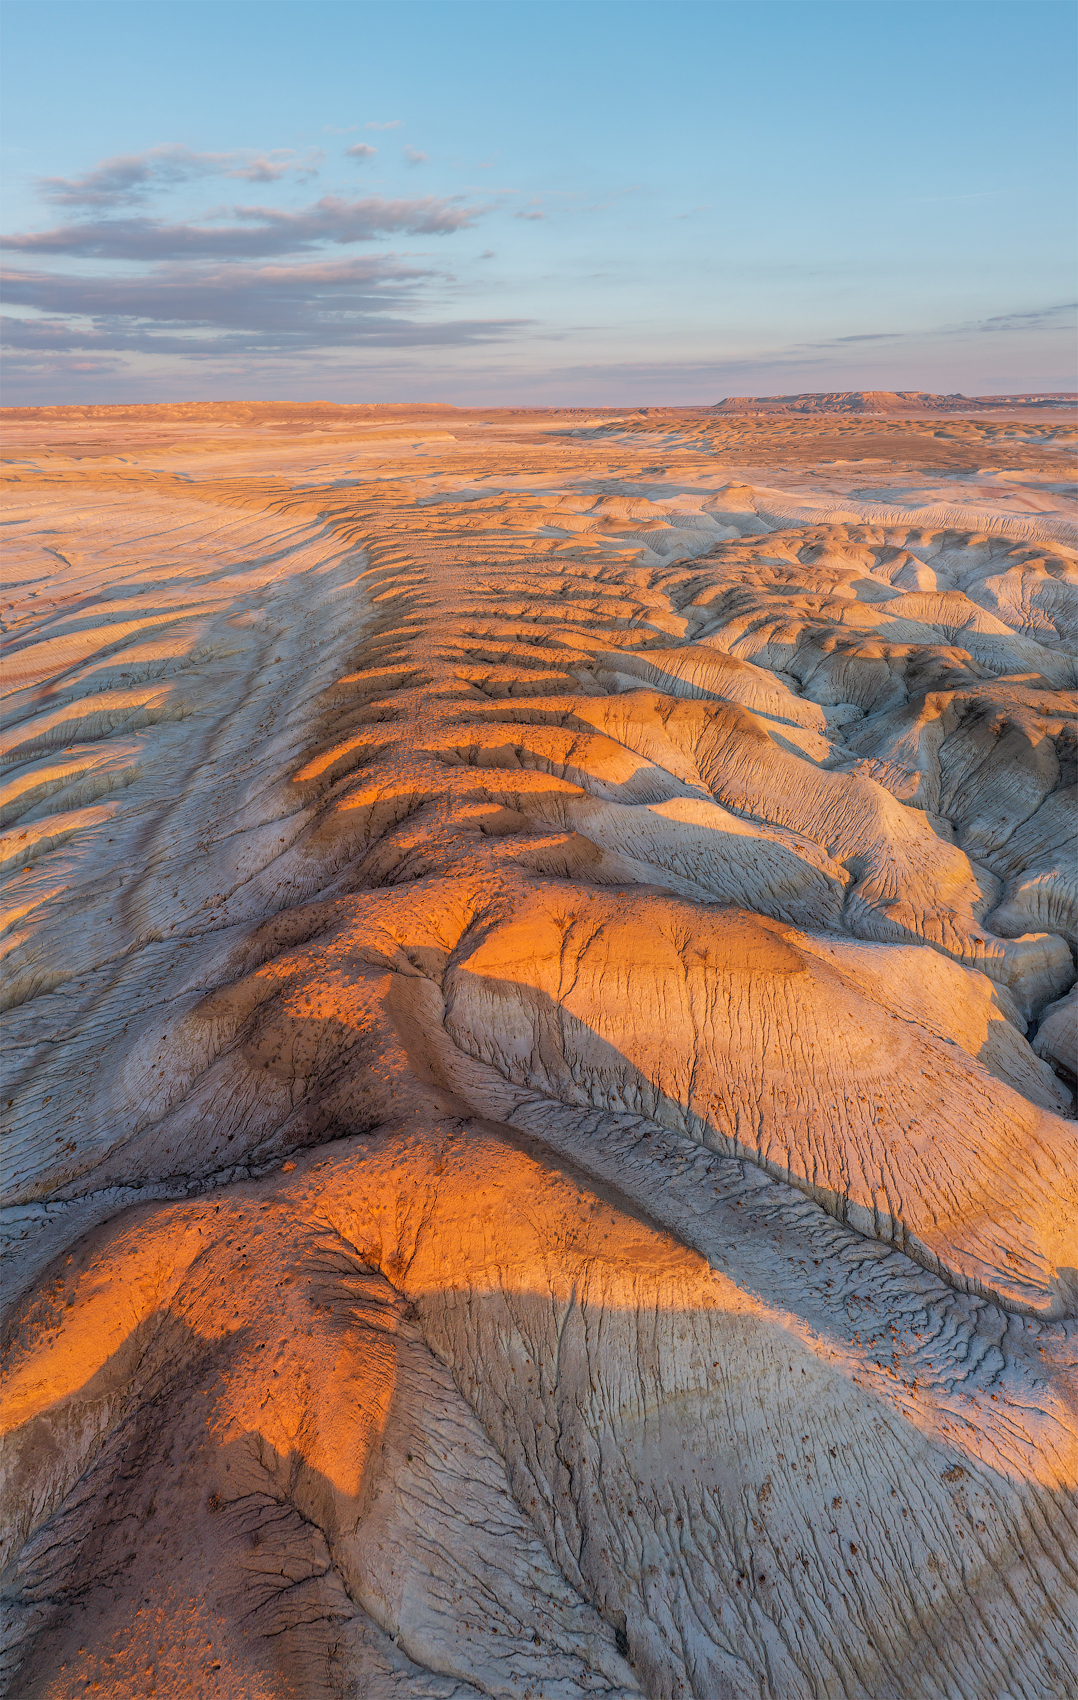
top-left (1, 402), bottom-right (1075, 1700)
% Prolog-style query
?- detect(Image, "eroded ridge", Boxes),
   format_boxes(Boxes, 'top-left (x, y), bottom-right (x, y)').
top-left (2, 403), bottom-right (1076, 1700)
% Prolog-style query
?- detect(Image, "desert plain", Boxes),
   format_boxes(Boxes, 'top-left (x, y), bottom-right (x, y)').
top-left (1, 394), bottom-right (1076, 1698)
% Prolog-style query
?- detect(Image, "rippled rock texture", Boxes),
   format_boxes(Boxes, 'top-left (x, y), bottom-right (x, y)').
top-left (2, 402), bottom-right (1076, 1699)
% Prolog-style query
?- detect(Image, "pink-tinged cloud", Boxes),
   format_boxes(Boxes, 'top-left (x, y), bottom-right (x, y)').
top-left (2, 253), bottom-right (430, 316)
top-left (1, 254), bottom-right (532, 356)
top-left (2, 194), bottom-right (486, 261)
top-left (345, 143), bottom-right (378, 160)
top-left (35, 146), bottom-right (322, 207)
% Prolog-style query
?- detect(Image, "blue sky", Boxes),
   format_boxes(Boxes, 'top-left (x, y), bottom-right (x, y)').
top-left (2, 0), bottom-right (1075, 404)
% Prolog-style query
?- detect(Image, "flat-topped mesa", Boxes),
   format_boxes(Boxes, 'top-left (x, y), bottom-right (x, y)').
top-left (711, 390), bottom-right (1078, 413)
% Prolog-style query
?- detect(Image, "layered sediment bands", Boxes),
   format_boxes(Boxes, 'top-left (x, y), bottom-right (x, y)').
top-left (1, 404), bottom-right (1076, 1698)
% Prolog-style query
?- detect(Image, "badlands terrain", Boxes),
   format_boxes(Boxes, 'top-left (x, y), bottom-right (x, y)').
top-left (1, 396), bottom-right (1076, 1699)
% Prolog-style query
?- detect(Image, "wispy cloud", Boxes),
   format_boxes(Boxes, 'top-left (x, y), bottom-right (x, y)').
top-left (795, 302), bottom-right (1078, 354)
top-left (2, 253), bottom-right (426, 327)
top-left (1, 347), bottom-right (130, 380)
top-left (971, 301), bottom-right (1077, 333)
top-left (403, 147), bottom-right (428, 167)
top-left (366, 119), bottom-right (401, 131)
top-left (35, 146), bottom-right (322, 208)
top-left (831, 332), bottom-right (903, 344)
top-left (3, 194), bottom-right (485, 262)
top-left (1, 256), bottom-right (531, 357)
top-left (1, 132), bottom-right (509, 394)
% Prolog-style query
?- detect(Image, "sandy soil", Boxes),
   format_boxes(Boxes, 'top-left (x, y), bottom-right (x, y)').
top-left (1, 401), bottom-right (1076, 1699)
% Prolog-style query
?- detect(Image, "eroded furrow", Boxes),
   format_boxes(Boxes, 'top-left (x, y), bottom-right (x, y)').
top-left (1, 405), bottom-right (1075, 1700)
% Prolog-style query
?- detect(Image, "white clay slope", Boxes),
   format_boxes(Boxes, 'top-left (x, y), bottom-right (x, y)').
top-left (0, 404), bottom-right (1075, 1700)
